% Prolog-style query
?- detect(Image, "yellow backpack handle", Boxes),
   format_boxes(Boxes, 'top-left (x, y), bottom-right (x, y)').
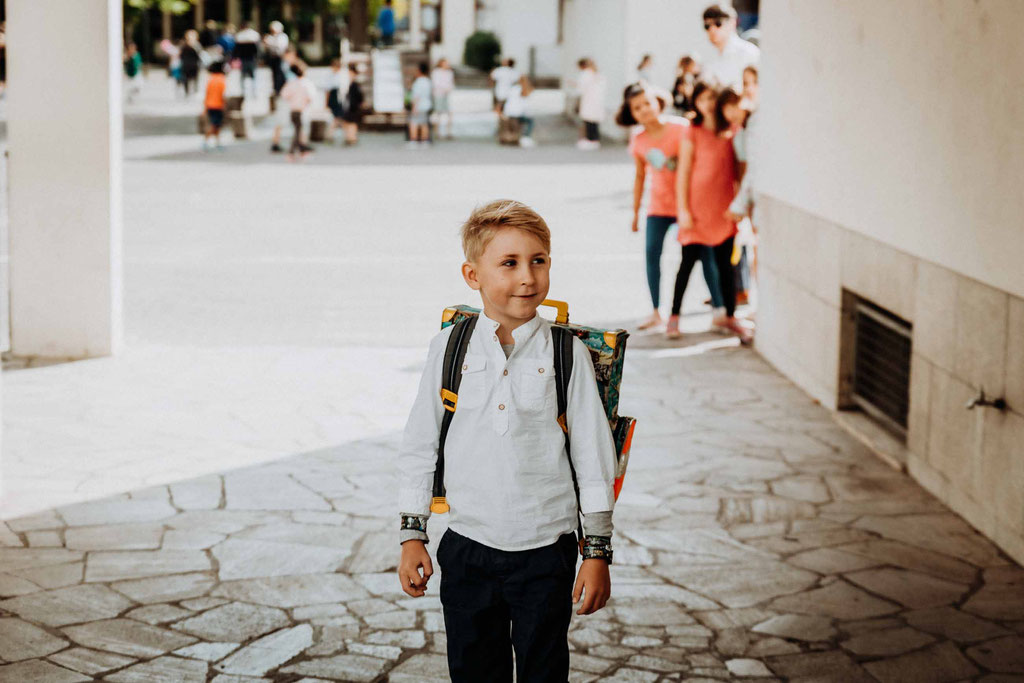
top-left (541, 299), bottom-right (569, 324)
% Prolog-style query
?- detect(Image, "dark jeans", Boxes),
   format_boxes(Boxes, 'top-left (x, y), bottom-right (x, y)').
top-left (241, 58), bottom-right (256, 82)
top-left (438, 529), bottom-right (578, 683)
top-left (182, 67), bottom-right (198, 96)
top-left (735, 245), bottom-right (750, 293)
top-left (671, 236), bottom-right (736, 317)
top-left (646, 216), bottom-right (723, 310)
top-left (517, 116), bottom-right (535, 137)
top-left (268, 55), bottom-right (285, 94)
top-left (584, 121), bottom-right (599, 141)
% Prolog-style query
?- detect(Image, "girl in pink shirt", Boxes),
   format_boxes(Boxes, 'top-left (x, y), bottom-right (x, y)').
top-left (671, 82), bottom-right (752, 342)
top-left (618, 83), bottom-right (724, 331)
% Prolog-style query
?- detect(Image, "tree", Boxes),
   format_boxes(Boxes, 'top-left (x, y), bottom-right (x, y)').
top-left (123, 0), bottom-right (195, 60)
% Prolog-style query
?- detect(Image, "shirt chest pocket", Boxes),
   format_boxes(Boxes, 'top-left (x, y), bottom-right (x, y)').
top-left (455, 356), bottom-right (488, 410)
top-left (514, 363), bottom-right (556, 417)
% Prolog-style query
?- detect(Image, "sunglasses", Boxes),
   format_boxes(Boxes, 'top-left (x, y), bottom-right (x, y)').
top-left (704, 19), bottom-right (724, 30)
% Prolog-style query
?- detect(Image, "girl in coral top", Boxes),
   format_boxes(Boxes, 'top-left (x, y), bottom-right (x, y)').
top-left (671, 82), bottom-right (753, 342)
top-left (617, 83), bottom-right (724, 332)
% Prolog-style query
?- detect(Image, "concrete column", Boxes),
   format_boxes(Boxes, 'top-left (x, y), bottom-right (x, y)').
top-left (6, 0), bottom-right (123, 358)
top-left (282, 0), bottom-right (294, 22)
top-left (162, 10), bottom-right (172, 40)
top-left (252, 5), bottom-right (262, 30)
top-left (409, 0), bottom-right (423, 48)
top-left (227, 0), bottom-right (243, 27)
top-left (194, 0), bottom-right (205, 30)
top-left (313, 15), bottom-right (324, 52)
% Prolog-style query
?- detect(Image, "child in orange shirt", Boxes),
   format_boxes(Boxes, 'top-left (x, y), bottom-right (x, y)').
top-left (204, 61), bottom-right (227, 151)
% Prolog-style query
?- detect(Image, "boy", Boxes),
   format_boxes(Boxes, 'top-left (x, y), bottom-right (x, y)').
top-left (408, 61), bottom-right (433, 148)
top-left (397, 200), bottom-right (617, 681)
top-left (203, 61), bottom-right (227, 151)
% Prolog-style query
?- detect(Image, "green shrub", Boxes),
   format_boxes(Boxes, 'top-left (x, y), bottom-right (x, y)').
top-left (463, 31), bottom-right (501, 72)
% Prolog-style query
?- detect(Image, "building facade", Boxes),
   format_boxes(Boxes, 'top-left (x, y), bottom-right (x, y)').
top-left (558, 0), bottom-right (719, 139)
top-left (756, 0), bottom-right (1024, 564)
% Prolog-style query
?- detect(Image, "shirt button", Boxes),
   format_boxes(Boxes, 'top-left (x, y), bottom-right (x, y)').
top-left (493, 335), bottom-right (498, 341)
top-left (503, 369), bottom-right (508, 376)
top-left (463, 364), bottom-right (468, 371)
top-left (498, 403), bottom-right (505, 410)
top-left (538, 368), bottom-right (545, 374)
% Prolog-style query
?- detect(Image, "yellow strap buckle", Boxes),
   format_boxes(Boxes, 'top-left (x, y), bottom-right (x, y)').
top-left (430, 497), bottom-right (450, 514)
top-left (441, 388), bottom-right (458, 413)
top-left (557, 413), bottom-right (568, 434)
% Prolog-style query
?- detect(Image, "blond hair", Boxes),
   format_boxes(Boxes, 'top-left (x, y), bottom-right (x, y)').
top-left (460, 200), bottom-right (551, 262)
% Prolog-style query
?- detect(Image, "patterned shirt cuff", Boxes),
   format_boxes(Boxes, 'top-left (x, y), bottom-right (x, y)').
top-left (581, 535), bottom-right (613, 563)
top-left (399, 513), bottom-right (429, 545)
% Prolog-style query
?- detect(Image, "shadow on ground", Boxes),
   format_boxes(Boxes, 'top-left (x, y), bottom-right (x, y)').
top-left (1, 346), bottom-right (1023, 681)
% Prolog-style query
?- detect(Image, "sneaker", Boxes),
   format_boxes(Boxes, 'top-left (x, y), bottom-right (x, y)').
top-left (270, 143), bottom-right (283, 153)
top-left (637, 312), bottom-right (662, 330)
top-left (666, 315), bottom-right (682, 339)
top-left (519, 136), bottom-right (536, 148)
top-left (736, 290), bottom-right (750, 306)
top-left (721, 316), bottom-right (754, 344)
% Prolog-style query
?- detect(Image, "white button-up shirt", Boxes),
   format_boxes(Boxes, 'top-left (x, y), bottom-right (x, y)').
top-left (702, 33), bottom-right (760, 91)
top-left (398, 312), bottom-right (617, 551)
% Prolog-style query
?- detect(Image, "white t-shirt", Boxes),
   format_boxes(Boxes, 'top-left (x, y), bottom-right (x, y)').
top-left (431, 67), bottom-right (455, 97)
top-left (411, 75), bottom-right (433, 112)
top-left (235, 28), bottom-right (260, 44)
top-left (577, 68), bottom-right (606, 123)
top-left (490, 65), bottom-right (520, 101)
top-left (281, 76), bottom-right (315, 111)
top-left (503, 84), bottom-right (529, 117)
top-left (702, 33), bottom-right (760, 91)
top-left (264, 32), bottom-right (289, 57)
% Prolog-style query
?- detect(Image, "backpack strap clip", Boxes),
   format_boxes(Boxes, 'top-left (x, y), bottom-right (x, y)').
top-left (440, 388), bottom-right (458, 413)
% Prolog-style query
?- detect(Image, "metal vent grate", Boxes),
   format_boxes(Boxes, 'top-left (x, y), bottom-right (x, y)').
top-left (852, 300), bottom-right (912, 433)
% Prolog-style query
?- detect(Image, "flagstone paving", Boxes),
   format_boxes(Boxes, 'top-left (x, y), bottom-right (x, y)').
top-left (2, 347), bottom-right (1024, 682)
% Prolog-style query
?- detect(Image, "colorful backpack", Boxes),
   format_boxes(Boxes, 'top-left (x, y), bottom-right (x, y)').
top-left (430, 300), bottom-right (636, 538)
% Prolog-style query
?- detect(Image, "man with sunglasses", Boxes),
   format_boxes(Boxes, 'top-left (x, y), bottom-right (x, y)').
top-left (701, 4), bottom-right (760, 91)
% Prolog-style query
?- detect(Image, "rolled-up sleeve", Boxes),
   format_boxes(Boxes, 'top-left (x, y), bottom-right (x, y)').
top-left (397, 328), bottom-right (451, 517)
top-left (565, 337), bottom-right (617, 515)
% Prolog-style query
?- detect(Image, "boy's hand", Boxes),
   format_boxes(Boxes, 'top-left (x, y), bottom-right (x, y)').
top-left (572, 558), bottom-right (611, 615)
top-left (398, 540), bottom-right (433, 597)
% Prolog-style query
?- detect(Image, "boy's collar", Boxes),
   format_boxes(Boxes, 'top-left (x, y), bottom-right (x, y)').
top-left (479, 311), bottom-right (542, 343)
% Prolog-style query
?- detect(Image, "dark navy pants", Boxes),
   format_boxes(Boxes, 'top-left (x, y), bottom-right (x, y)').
top-left (438, 529), bottom-right (578, 682)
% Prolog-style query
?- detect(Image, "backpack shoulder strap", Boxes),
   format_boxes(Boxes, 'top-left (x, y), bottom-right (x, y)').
top-left (551, 325), bottom-right (582, 543)
top-left (551, 325), bottom-right (574, 435)
top-left (431, 316), bottom-right (478, 513)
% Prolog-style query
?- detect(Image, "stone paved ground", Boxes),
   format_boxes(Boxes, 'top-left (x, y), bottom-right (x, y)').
top-left (2, 344), bottom-right (1024, 682)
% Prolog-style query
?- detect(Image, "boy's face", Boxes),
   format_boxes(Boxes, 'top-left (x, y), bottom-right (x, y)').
top-left (462, 227), bottom-right (550, 330)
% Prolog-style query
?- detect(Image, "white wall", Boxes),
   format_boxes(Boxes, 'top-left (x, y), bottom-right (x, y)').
top-left (758, 0), bottom-right (1024, 300)
top-left (6, 0), bottom-right (124, 358)
top-left (625, 0), bottom-right (712, 94)
top-left (478, 0), bottom-right (561, 77)
top-left (560, 0), bottom-right (626, 115)
top-left (435, 0), bottom-right (475, 65)
top-left (561, 0), bottom-right (724, 138)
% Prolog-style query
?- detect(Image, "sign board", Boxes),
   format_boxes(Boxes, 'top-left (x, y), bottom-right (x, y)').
top-left (371, 50), bottom-right (405, 114)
